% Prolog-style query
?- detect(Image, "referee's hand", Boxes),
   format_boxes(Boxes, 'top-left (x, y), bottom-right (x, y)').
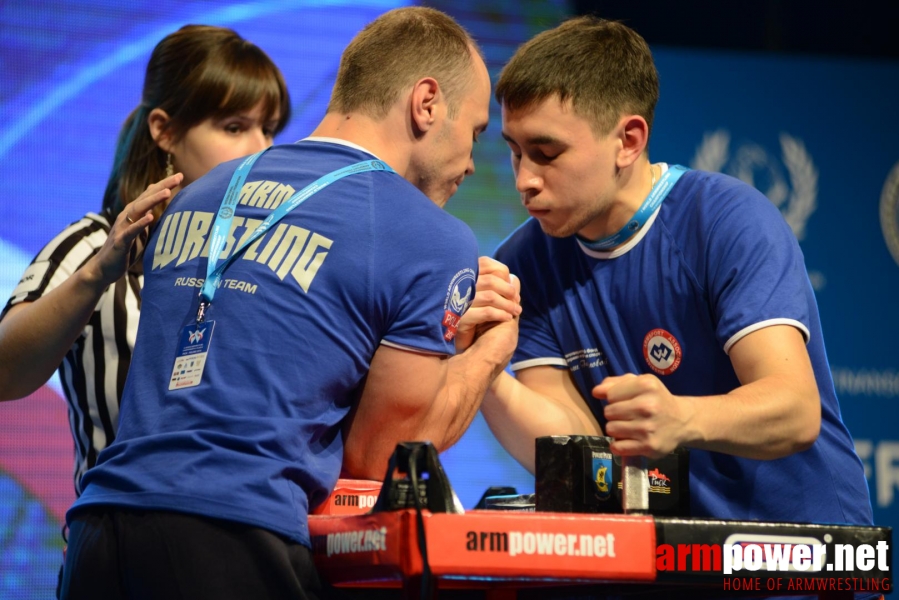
top-left (93, 173), bottom-right (183, 286)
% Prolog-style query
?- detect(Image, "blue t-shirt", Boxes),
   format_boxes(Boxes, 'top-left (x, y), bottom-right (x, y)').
top-left (69, 140), bottom-right (479, 546)
top-left (496, 166), bottom-right (872, 526)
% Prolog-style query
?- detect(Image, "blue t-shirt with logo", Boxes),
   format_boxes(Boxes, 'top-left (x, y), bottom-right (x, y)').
top-left (69, 140), bottom-right (478, 546)
top-left (496, 166), bottom-right (872, 526)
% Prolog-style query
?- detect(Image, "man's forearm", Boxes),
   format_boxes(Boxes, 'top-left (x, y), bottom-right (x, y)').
top-left (426, 326), bottom-right (515, 451)
top-left (682, 375), bottom-right (821, 459)
top-left (480, 371), bottom-right (602, 474)
top-left (342, 320), bottom-right (518, 480)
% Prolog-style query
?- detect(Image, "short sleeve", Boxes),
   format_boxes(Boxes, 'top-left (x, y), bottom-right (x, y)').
top-left (2, 215), bottom-right (108, 319)
top-left (705, 187), bottom-right (811, 353)
top-left (373, 188), bottom-right (479, 357)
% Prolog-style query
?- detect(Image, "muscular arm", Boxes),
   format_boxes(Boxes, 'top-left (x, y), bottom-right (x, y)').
top-left (0, 175), bottom-right (180, 401)
top-left (451, 256), bottom-right (602, 474)
top-left (597, 324), bottom-right (820, 460)
top-left (342, 312), bottom-right (518, 480)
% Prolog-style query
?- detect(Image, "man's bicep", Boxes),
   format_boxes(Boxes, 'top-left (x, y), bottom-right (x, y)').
top-left (363, 344), bottom-right (448, 414)
top-left (342, 345), bottom-right (448, 479)
top-left (728, 324), bottom-right (816, 388)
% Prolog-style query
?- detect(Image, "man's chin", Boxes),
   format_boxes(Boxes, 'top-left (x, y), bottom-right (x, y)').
top-left (536, 220), bottom-right (575, 239)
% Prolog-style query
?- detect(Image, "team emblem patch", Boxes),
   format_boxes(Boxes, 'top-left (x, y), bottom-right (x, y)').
top-left (643, 328), bottom-right (682, 375)
top-left (442, 268), bottom-right (475, 341)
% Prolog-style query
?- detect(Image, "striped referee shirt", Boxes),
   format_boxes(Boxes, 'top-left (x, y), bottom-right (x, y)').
top-left (2, 210), bottom-right (141, 496)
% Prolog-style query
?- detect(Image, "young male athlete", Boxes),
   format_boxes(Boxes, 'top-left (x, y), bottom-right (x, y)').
top-left (473, 16), bottom-right (873, 536)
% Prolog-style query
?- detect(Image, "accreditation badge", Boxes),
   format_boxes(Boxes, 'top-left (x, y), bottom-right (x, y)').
top-left (168, 321), bottom-right (216, 390)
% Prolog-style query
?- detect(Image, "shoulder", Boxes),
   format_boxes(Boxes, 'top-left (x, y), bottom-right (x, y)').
top-left (495, 217), bottom-right (565, 270)
top-left (3, 213), bottom-right (111, 308)
top-left (382, 187), bottom-right (479, 262)
top-left (660, 169), bottom-right (793, 244)
top-left (669, 169), bottom-right (783, 222)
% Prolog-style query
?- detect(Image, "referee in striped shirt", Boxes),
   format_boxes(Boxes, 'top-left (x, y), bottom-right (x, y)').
top-left (0, 25), bottom-right (291, 500)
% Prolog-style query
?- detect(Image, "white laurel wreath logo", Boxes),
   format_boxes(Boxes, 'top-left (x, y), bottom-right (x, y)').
top-left (881, 160), bottom-right (899, 269)
top-left (691, 130), bottom-right (818, 240)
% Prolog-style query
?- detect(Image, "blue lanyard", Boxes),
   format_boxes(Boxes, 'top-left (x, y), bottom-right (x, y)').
top-left (197, 148), bottom-right (396, 322)
top-left (578, 164), bottom-right (689, 251)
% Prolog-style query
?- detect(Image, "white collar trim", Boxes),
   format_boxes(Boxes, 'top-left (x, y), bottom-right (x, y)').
top-left (300, 136), bottom-right (383, 161)
top-left (577, 163), bottom-right (669, 260)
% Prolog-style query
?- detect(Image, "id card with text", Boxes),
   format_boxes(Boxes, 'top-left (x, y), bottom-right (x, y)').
top-left (169, 321), bottom-right (216, 390)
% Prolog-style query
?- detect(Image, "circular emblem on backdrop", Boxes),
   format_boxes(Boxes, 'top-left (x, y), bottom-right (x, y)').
top-left (691, 130), bottom-right (818, 240)
top-left (881, 160), bottom-right (899, 269)
top-left (643, 329), bottom-right (682, 375)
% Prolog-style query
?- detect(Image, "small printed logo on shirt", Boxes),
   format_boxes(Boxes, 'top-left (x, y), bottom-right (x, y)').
top-left (442, 268), bottom-right (475, 341)
top-left (643, 328), bottom-right (682, 375)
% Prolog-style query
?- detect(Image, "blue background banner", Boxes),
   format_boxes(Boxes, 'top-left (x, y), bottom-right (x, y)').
top-left (651, 48), bottom-right (899, 534)
top-left (651, 49), bottom-right (899, 527)
top-left (1, 2), bottom-right (895, 596)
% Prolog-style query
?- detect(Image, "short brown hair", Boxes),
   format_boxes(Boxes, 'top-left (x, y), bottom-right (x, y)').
top-left (328, 7), bottom-right (480, 120)
top-left (496, 16), bottom-right (659, 136)
top-left (103, 25), bottom-right (291, 215)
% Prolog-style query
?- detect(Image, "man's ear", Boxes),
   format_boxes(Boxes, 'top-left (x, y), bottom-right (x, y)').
top-left (615, 114), bottom-right (650, 169)
top-left (148, 108), bottom-right (175, 153)
top-left (409, 77), bottom-right (441, 136)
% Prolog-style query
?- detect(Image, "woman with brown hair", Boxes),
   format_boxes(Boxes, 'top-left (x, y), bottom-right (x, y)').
top-left (0, 24), bottom-right (291, 496)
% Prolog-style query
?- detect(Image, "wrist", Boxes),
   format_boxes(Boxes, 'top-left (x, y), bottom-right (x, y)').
top-left (678, 395), bottom-right (706, 448)
top-left (74, 256), bottom-right (113, 293)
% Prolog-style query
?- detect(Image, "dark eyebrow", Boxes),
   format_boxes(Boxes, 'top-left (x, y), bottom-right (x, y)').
top-left (501, 132), bottom-right (562, 145)
top-left (219, 114), bottom-right (254, 124)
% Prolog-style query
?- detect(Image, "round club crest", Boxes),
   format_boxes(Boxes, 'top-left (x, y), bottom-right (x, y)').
top-left (643, 328), bottom-right (682, 376)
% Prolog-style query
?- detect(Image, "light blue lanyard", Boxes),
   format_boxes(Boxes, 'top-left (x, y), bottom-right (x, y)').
top-left (578, 164), bottom-right (689, 251)
top-left (196, 148), bottom-right (396, 322)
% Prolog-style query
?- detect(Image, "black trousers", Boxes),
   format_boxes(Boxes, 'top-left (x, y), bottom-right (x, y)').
top-left (60, 506), bottom-right (327, 600)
